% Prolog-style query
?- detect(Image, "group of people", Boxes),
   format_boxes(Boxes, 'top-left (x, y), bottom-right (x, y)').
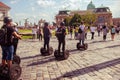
top-left (32, 26), bottom-right (42, 41)
top-left (68, 22), bottom-right (119, 42)
top-left (1, 16), bottom-right (120, 71)
top-left (43, 22), bottom-right (66, 53)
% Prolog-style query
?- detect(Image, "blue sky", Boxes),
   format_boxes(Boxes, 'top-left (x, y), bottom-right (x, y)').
top-left (0, 0), bottom-right (120, 25)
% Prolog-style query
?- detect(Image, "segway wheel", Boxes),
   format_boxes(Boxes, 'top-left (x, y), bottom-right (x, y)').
top-left (0, 64), bottom-right (10, 80)
top-left (13, 55), bottom-right (21, 65)
top-left (40, 47), bottom-right (46, 55)
top-left (49, 47), bottom-right (53, 55)
top-left (9, 64), bottom-right (22, 80)
top-left (63, 50), bottom-right (69, 60)
top-left (54, 50), bottom-right (59, 58)
top-left (84, 43), bottom-right (88, 50)
top-left (76, 43), bottom-right (80, 50)
top-left (40, 47), bottom-right (53, 56)
top-left (54, 50), bottom-right (69, 60)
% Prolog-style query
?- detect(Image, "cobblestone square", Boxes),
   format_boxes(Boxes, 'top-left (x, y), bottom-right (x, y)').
top-left (0, 33), bottom-right (120, 80)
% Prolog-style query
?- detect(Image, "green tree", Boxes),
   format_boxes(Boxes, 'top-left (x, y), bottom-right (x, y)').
top-left (64, 16), bottom-right (72, 26)
top-left (81, 12), bottom-right (97, 26)
top-left (70, 14), bottom-right (82, 27)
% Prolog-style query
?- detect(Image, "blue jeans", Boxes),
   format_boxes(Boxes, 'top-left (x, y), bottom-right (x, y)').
top-left (1, 45), bottom-right (14, 60)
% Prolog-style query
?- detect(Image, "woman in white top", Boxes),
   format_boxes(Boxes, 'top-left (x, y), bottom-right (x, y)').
top-left (78, 22), bottom-right (85, 45)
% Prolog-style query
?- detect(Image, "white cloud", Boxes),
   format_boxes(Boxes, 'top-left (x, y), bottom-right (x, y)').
top-left (10, 0), bottom-right (19, 4)
top-left (37, 0), bottom-right (55, 8)
top-left (109, 1), bottom-right (120, 18)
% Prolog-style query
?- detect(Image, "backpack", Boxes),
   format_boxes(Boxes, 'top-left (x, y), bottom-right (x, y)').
top-left (78, 28), bottom-right (83, 33)
top-left (0, 26), bottom-right (7, 45)
top-left (55, 28), bottom-right (61, 38)
top-left (111, 28), bottom-right (115, 33)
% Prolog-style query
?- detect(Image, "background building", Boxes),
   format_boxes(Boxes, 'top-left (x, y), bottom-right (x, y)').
top-left (55, 1), bottom-right (119, 26)
top-left (0, 2), bottom-right (10, 27)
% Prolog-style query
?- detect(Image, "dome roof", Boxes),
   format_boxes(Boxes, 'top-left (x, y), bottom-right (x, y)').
top-left (87, 1), bottom-right (95, 10)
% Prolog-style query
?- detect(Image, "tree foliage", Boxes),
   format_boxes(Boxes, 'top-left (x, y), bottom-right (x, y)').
top-left (69, 14), bottom-right (82, 26)
top-left (64, 17), bottom-right (72, 26)
top-left (81, 12), bottom-right (97, 26)
top-left (63, 12), bottom-right (97, 27)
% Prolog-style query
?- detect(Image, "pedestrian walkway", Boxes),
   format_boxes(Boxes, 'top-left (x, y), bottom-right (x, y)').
top-left (0, 32), bottom-right (120, 80)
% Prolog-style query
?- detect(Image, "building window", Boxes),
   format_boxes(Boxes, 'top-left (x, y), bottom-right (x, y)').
top-left (98, 16), bottom-right (105, 23)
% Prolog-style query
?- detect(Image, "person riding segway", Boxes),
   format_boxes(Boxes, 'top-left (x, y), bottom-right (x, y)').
top-left (54, 22), bottom-right (69, 60)
top-left (0, 17), bottom-right (22, 80)
top-left (40, 22), bottom-right (53, 56)
top-left (77, 22), bottom-right (88, 50)
top-left (12, 22), bottom-right (21, 65)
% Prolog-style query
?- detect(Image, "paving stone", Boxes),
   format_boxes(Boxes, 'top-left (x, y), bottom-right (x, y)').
top-left (0, 33), bottom-right (120, 80)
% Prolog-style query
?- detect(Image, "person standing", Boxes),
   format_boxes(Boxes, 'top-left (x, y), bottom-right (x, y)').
top-left (111, 26), bottom-right (116, 41)
top-left (69, 26), bottom-right (73, 39)
top-left (43, 22), bottom-right (51, 51)
top-left (37, 28), bottom-right (42, 41)
top-left (97, 25), bottom-right (101, 36)
top-left (0, 17), bottom-right (21, 69)
top-left (78, 22), bottom-right (85, 45)
top-left (32, 27), bottom-right (37, 39)
top-left (56, 22), bottom-right (66, 53)
top-left (12, 22), bottom-right (19, 55)
top-left (116, 25), bottom-right (120, 34)
top-left (90, 25), bottom-right (96, 40)
top-left (102, 25), bottom-right (109, 41)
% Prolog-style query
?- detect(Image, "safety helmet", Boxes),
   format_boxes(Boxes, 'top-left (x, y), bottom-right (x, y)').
top-left (3, 17), bottom-right (12, 24)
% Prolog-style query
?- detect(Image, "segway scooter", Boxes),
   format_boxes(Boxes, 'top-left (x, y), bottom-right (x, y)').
top-left (76, 42), bottom-right (88, 50)
top-left (40, 47), bottom-right (53, 56)
top-left (54, 50), bottom-right (69, 60)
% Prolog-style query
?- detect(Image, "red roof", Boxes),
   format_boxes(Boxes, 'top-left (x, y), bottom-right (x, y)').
top-left (0, 2), bottom-right (10, 9)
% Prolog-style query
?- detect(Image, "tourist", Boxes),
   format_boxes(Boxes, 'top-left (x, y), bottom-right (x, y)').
top-left (37, 27), bottom-right (42, 41)
top-left (56, 22), bottom-right (66, 53)
top-left (102, 25), bottom-right (109, 41)
top-left (78, 22), bottom-right (85, 45)
top-left (43, 22), bottom-right (51, 51)
top-left (111, 26), bottom-right (116, 41)
top-left (0, 17), bottom-right (21, 69)
top-left (69, 26), bottom-right (73, 39)
top-left (12, 22), bottom-right (19, 55)
top-left (116, 25), bottom-right (120, 34)
top-left (97, 25), bottom-right (101, 36)
top-left (90, 24), bottom-right (96, 40)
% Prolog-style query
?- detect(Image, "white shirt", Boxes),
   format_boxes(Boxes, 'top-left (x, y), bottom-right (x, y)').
top-left (79, 24), bottom-right (85, 31)
top-left (90, 26), bottom-right (96, 32)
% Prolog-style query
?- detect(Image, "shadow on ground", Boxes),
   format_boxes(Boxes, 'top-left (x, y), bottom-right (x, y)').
top-left (52, 58), bottom-right (120, 80)
top-left (26, 56), bottom-right (55, 66)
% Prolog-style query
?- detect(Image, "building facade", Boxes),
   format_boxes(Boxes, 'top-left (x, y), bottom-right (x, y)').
top-left (0, 2), bottom-right (10, 27)
top-left (55, 1), bottom-right (115, 26)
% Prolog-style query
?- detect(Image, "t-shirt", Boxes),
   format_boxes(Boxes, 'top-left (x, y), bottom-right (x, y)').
top-left (90, 26), bottom-right (96, 32)
top-left (43, 27), bottom-right (51, 38)
top-left (57, 27), bottom-right (66, 40)
top-left (2, 25), bottom-right (15, 46)
top-left (79, 25), bottom-right (85, 31)
top-left (111, 28), bottom-right (115, 33)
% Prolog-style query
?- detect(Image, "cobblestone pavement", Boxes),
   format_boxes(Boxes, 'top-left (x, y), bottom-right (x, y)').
top-left (0, 32), bottom-right (120, 80)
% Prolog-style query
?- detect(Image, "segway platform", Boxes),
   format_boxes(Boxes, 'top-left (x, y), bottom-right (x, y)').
top-left (54, 50), bottom-right (69, 60)
top-left (76, 43), bottom-right (88, 50)
top-left (40, 47), bottom-right (53, 56)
